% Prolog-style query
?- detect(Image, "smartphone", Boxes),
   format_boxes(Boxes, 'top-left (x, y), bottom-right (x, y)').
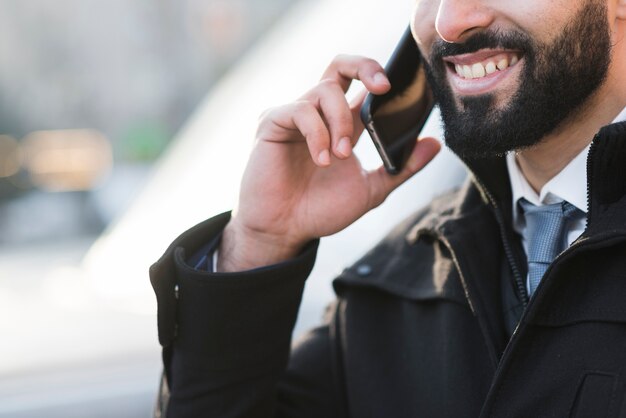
top-left (360, 26), bottom-right (435, 175)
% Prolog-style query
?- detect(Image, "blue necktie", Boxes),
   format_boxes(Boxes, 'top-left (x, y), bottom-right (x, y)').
top-left (518, 199), bottom-right (581, 297)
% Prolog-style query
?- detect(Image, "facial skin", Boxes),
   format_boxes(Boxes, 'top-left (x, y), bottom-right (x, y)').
top-left (410, 0), bottom-right (626, 165)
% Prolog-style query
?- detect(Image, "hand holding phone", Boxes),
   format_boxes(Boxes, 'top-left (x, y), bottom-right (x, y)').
top-left (361, 26), bottom-right (435, 174)
top-left (218, 52), bottom-right (440, 272)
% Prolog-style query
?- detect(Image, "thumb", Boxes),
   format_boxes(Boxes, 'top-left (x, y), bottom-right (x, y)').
top-left (366, 137), bottom-right (441, 208)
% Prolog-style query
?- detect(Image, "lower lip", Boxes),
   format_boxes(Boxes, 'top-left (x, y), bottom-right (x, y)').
top-left (446, 61), bottom-right (522, 96)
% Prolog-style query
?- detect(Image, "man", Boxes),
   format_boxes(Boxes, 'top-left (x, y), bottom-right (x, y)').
top-left (151, 0), bottom-right (626, 416)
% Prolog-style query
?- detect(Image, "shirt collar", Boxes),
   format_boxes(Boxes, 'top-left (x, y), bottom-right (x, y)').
top-left (507, 144), bottom-right (589, 228)
top-left (507, 106), bottom-right (626, 230)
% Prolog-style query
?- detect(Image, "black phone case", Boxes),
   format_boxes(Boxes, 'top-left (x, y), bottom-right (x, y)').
top-left (360, 26), bottom-right (435, 174)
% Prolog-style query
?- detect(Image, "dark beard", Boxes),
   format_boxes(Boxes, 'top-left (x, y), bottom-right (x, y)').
top-left (423, 0), bottom-right (612, 160)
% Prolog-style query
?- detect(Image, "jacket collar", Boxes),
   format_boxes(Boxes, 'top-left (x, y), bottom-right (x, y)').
top-left (462, 120), bottom-right (626, 237)
top-left (585, 121), bottom-right (626, 235)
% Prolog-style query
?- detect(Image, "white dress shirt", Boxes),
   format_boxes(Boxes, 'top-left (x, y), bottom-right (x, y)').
top-left (506, 145), bottom-right (589, 253)
top-left (506, 107), bottom-right (626, 291)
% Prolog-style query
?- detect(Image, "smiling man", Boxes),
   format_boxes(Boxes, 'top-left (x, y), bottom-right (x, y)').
top-left (151, 0), bottom-right (626, 417)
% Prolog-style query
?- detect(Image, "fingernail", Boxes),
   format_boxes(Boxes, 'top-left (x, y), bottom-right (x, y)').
top-left (337, 137), bottom-right (352, 157)
top-left (318, 149), bottom-right (331, 166)
top-left (373, 72), bottom-right (390, 86)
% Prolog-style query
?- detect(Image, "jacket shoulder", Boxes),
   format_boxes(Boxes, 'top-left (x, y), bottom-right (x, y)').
top-left (332, 185), bottom-right (474, 306)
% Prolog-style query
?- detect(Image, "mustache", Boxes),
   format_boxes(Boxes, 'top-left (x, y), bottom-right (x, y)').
top-left (430, 30), bottom-right (534, 60)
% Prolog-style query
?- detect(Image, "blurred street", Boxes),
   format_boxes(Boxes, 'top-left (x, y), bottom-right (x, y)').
top-left (0, 172), bottom-right (160, 417)
top-left (0, 1), bottom-right (301, 415)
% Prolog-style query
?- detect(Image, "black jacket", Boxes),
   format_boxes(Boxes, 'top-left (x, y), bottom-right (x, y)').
top-left (150, 121), bottom-right (626, 417)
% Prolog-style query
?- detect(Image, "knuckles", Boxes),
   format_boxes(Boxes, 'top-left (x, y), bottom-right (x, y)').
top-left (317, 78), bottom-right (342, 92)
top-left (258, 106), bottom-right (276, 122)
top-left (258, 55), bottom-right (379, 141)
top-left (293, 100), bottom-right (316, 114)
top-left (328, 54), bottom-right (382, 76)
top-left (331, 53), bottom-right (353, 65)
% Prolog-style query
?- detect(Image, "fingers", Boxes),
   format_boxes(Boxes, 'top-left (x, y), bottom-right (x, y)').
top-left (264, 94), bottom-right (348, 166)
top-left (315, 79), bottom-right (355, 158)
top-left (289, 102), bottom-right (333, 166)
top-left (321, 54), bottom-right (390, 94)
top-left (366, 137), bottom-right (441, 208)
top-left (259, 55), bottom-right (390, 167)
top-left (300, 82), bottom-right (369, 160)
top-left (263, 101), bottom-right (332, 166)
top-left (302, 55), bottom-right (390, 159)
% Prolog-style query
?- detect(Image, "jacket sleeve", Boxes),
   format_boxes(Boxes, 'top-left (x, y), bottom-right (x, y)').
top-left (150, 212), bottom-right (343, 417)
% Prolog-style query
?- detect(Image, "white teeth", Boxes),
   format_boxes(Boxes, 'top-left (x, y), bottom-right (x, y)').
top-left (471, 63), bottom-right (485, 78)
top-left (463, 65), bottom-right (472, 79)
top-left (454, 55), bottom-right (519, 79)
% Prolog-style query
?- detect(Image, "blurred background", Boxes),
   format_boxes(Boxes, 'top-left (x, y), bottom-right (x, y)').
top-left (0, 0), bottom-right (465, 416)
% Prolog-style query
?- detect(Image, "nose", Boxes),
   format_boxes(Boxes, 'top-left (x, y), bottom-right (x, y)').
top-left (435, 0), bottom-right (495, 43)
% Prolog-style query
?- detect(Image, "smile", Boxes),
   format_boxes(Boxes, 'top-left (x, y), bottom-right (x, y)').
top-left (442, 50), bottom-right (523, 94)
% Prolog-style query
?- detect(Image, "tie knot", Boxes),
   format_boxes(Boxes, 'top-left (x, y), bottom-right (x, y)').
top-left (518, 199), bottom-right (579, 220)
top-left (518, 198), bottom-right (583, 296)
top-left (518, 199), bottom-right (581, 263)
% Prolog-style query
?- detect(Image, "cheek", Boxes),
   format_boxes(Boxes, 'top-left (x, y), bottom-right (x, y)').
top-left (411, 0), bottom-right (439, 53)
top-left (511, 1), bottom-right (582, 41)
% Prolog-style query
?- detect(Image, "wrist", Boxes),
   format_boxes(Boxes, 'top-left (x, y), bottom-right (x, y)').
top-left (217, 219), bottom-right (306, 272)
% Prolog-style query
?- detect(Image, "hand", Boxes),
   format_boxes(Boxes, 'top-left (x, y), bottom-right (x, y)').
top-left (218, 55), bottom-right (440, 272)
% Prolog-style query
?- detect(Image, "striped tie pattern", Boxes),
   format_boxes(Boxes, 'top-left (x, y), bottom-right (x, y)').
top-left (518, 199), bottom-right (581, 297)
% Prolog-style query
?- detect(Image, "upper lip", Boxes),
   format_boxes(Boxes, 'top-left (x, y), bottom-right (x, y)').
top-left (442, 49), bottom-right (521, 66)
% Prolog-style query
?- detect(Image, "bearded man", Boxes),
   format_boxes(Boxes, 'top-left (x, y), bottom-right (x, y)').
top-left (151, 0), bottom-right (626, 416)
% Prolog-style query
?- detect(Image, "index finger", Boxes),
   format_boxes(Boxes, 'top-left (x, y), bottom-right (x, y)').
top-left (320, 54), bottom-right (391, 95)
